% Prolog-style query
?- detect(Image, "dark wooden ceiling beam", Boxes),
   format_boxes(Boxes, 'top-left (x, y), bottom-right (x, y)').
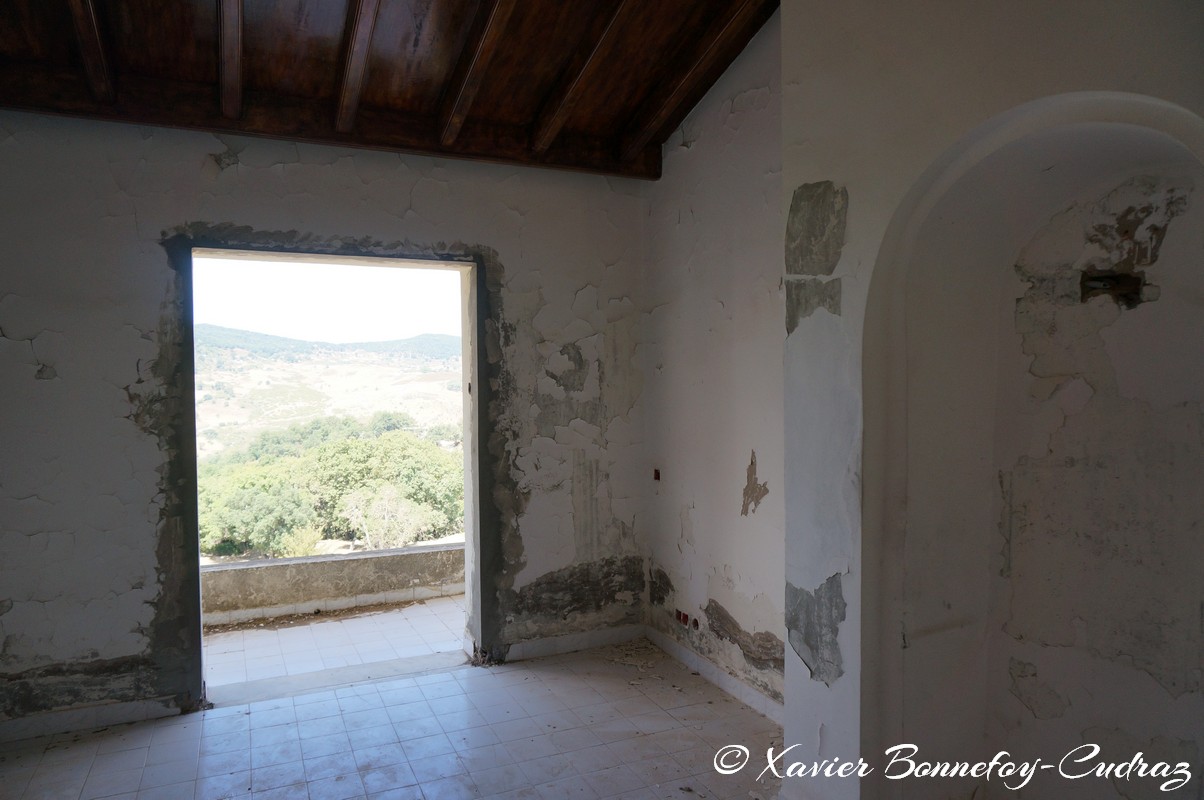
top-left (219, 0), bottom-right (242, 119)
top-left (336, 0), bottom-right (382, 133)
top-left (0, 66), bottom-right (661, 179)
top-left (531, 0), bottom-right (634, 154)
top-left (439, 0), bottom-right (517, 147)
top-left (620, 0), bottom-right (775, 162)
top-left (66, 0), bottom-right (113, 103)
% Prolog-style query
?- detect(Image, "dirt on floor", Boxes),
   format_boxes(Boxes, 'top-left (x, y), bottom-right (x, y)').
top-left (202, 597), bottom-right (438, 635)
top-left (199, 532), bottom-right (466, 566)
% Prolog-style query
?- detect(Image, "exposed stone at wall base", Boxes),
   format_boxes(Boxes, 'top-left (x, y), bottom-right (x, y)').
top-left (0, 656), bottom-right (161, 721)
top-left (647, 608), bottom-right (784, 704)
top-left (503, 556), bottom-right (645, 644)
top-left (645, 561), bottom-right (784, 703)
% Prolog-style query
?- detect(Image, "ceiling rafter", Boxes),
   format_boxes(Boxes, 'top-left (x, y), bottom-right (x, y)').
top-left (531, 0), bottom-right (634, 154)
top-left (336, 0), bottom-right (382, 133)
top-left (219, 0), bottom-right (243, 119)
top-left (0, 65), bottom-right (661, 178)
top-left (439, 0), bottom-right (517, 147)
top-left (619, 0), bottom-right (774, 163)
top-left (66, 0), bottom-right (113, 103)
top-left (0, 0), bottom-right (778, 179)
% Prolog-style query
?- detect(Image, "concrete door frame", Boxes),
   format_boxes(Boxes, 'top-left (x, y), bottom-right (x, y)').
top-left (161, 228), bottom-right (506, 704)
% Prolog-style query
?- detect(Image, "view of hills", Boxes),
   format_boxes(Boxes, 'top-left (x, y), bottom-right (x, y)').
top-left (195, 324), bottom-right (462, 360)
top-left (194, 325), bottom-right (463, 459)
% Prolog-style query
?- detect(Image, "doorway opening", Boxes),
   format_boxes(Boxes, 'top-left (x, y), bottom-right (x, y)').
top-left (189, 249), bottom-right (473, 698)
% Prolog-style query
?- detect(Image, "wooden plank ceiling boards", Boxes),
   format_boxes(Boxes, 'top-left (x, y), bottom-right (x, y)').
top-left (0, 0), bottom-right (778, 179)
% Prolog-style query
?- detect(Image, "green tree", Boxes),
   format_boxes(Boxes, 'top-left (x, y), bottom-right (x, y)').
top-left (198, 459), bottom-right (317, 556)
top-left (303, 437), bottom-right (379, 538)
top-left (369, 411), bottom-right (417, 436)
top-left (340, 484), bottom-right (444, 549)
top-left (197, 411), bottom-right (464, 558)
top-left (419, 422), bottom-right (463, 447)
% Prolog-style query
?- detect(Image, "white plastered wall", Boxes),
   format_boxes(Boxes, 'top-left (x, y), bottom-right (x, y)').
top-left (0, 10), bottom-right (793, 734)
top-left (780, 2), bottom-right (1204, 798)
top-left (0, 113), bottom-right (646, 734)
top-left (890, 124), bottom-right (1204, 799)
top-left (642, 14), bottom-right (786, 701)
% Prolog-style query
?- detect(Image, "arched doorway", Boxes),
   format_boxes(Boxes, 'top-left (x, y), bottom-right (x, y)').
top-left (862, 94), bottom-right (1204, 799)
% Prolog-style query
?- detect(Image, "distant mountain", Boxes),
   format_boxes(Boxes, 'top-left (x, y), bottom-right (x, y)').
top-left (195, 324), bottom-right (461, 360)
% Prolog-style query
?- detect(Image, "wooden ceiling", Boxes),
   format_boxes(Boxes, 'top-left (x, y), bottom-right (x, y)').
top-left (0, 0), bottom-right (778, 179)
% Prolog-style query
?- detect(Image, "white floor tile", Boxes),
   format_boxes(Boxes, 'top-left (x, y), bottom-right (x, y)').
top-left (15, 638), bottom-right (782, 800)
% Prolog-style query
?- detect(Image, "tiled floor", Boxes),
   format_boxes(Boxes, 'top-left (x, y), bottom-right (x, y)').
top-left (204, 597), bottom-right (467, 687)
top-left (1, 639), bottom-right (782, 800)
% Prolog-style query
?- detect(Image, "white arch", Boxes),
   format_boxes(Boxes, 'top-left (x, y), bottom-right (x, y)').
top-left (860, 91), bottom-right (1204, 798)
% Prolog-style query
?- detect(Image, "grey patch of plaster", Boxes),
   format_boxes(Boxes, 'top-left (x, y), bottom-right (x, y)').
top-left (740, 449), bottom-right (769, 516)
top-left (1007, 658), bottom-right (1069, 719)
top-left (1014, 176), bottom-right (1189, 383)
top-left (1, 655), bottom-right (161, 720)
top-left (210, 149), bottom-right (239, 171)
top-left (649, 566), bottom-right (673, 607)
top-left (1085, 191), bottom-right (1187, 273)
top-left (1077, 188), bottom-right (1186, 309)
top-left (507, 556), bottom-right (644, 639)
top-left (0, 599), bottom-right (11, 617)
top-left (785, 278), bottom-right (841, 334)
top-left (702, 600), bottom-right (785, 673)
top-left (1003, 177), bottom-right (1202, 697)
top-left (785, 181), bottom-right (848, 276)
top-left (649, 603), bottom-right (783, 702)
top-left (208, 136), bottom-right (247, 171)
top-left (785, 573), bottom-right (846, 686)
top-left (1081, 727), bottom-right (1200, 798)
top-left (545, 343), bottom-right (588, 392)
top-left (649, 599), bottom-right (783, 702)
top-left (123, 251), bottom-right (205, 712)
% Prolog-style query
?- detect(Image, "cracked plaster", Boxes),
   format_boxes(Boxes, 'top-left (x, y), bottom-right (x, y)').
top-left (1002, 177), bottom-right (1202, 698)
top-left (6, 6), bottom-right (797, 731)
top-left (640, 15), bottom-right (786, 704)
top-left (0, 107), bottom-right (647, 722)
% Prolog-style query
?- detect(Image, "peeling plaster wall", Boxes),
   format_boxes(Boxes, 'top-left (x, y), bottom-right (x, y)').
top-left (988, 171), bottom-right (1204, 799)
top-left (642, 14), bottom-right (786, 703)
top-left (0, 110), bottom-right (646, 730)
top-left (894, 126), bottom-right (1204, 799)
top-left (780, 1), bottom-right (1204, 798)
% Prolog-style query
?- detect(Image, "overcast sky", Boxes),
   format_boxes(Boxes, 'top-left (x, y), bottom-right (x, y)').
top-left (192, 256), bottom-right (463, 343)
